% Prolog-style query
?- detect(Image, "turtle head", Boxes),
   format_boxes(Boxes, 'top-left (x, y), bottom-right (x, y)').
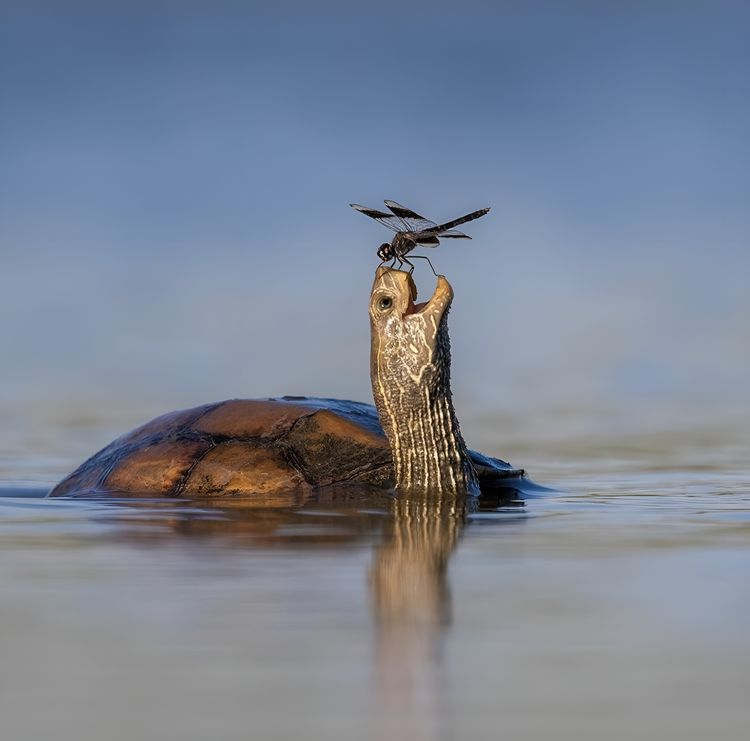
top-left (369, 266), bottom-right (453, 372)
top-left (369, 266), bottom-right (476, 495)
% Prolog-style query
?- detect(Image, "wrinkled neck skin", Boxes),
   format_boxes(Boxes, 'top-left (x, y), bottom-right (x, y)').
top-left (369, 268), bottom-right (479, 497)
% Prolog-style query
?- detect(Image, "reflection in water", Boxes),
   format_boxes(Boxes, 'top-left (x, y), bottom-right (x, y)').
top-left (77, 488), bottom-right (521, 741)
top-left (372, 494), bottom-right (468, 741)
top-left (1, 465), bottom-right (750, 741)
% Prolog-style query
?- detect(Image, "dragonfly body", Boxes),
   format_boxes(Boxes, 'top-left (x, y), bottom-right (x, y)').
top-left (351, 200), bottom-right (490, 273)
top-left (379, 232), bottom-right (421, 263)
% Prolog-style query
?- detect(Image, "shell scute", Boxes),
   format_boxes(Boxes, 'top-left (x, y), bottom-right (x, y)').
top-left (181, 442), bottom-right (309, 497)
top-left (103, 439), bottom-right (210, 495)
top-left (285, 409), bottom-right (391, 486)
top-left (114, 403), bottom-right (220, 447)
top-left (192, 399), bottom-right (314, 439)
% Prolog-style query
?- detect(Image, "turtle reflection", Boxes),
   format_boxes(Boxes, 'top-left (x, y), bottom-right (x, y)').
top-left (92, 488), bottom-right (522, 741)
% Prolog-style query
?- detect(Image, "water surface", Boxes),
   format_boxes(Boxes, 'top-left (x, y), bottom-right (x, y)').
top-left (1, 413), bottom-right (748, 741)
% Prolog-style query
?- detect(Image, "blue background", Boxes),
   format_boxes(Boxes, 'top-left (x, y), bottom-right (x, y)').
top-left (1, 0), bottom-right (748, 450)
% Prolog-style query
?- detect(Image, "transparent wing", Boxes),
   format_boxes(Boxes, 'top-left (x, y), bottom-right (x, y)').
top-left (437, 229), bottom-right (471, 239)
top-left (384, 200), bottom-right (439, 233)
top-left (350, 203), bottom-right (405, 233)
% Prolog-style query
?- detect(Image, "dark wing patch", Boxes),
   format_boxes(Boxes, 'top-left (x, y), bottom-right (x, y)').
top-left (384, 200), bottom-right (428, 221)
top-left (384, 200), bottom-right (439, 233)
top-left (350, 203), bottom-right (406, 232)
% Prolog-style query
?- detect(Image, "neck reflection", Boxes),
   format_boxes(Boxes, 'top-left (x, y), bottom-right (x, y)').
top-left (372, 493), bottom-right (470, 741)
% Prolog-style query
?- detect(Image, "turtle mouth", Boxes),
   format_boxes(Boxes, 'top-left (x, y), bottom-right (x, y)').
top-left (403, 274), bottom-right (453, 318)
top-left (404, 299), bottom-right (428, 316)
top-left (371, 266), bottom-right (453, 323)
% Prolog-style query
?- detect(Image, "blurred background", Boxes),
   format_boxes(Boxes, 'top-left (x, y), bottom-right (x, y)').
top-left (1, 0), bottom-right (748, 476)
top-left (1, 7), bottom-right (749, 741)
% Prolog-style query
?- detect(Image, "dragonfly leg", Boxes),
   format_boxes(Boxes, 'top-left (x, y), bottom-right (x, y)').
top-left (408, 254), bottom-right (438, 277)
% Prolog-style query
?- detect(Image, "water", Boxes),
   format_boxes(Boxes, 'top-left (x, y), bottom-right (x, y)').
top-left (1, 411), bottom-right (748, 741)
top-left (2, 3), bottom-right (748, 736)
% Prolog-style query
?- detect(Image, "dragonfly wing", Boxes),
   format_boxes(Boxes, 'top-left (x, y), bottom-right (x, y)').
top-left (350, 203), bottom-right (403, 233)
top-left (438, 229), bottom-right (471, 239)
top-left (415, 235), bottom-right (440, 247)
top-left (384, 200), bottom-right (439, 233)
top-left (437, 207), bottom-right (490, 232)
top-left (384, 200), bottom-right (428, 220)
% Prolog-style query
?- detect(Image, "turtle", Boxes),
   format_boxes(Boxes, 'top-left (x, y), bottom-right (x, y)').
top-left (49, 268), bottom-right (526, 500)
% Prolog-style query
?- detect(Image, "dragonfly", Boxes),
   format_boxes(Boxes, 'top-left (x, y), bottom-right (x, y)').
top-left (350, 199), bottom-right (490, 274)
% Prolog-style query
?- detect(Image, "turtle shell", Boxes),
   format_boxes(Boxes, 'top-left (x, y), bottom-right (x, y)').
top-left (48, 396), bottom-right (524, 499)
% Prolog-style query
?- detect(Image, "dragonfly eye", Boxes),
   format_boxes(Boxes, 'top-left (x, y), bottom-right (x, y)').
top-left (378, 296), bottom-right (393, 312)
top-left (377, 243), bottom-right (392, 261)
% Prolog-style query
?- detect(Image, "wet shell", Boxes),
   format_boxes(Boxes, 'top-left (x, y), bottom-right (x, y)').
top-left (49, 397), bottom-right (523, 499)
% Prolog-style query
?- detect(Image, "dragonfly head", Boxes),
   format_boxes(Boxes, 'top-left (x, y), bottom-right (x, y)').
top-left (377, 243), bottom-right (394, 262)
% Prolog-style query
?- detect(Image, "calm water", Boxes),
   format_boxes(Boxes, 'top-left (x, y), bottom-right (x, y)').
top-left (1, 410), bottom-right (749, 741)
top-left (2, 3), bottom-right (747, 736)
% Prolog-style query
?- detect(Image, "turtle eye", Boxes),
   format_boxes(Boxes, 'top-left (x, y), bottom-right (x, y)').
top-left (378, 296), bottom-right (393, 311)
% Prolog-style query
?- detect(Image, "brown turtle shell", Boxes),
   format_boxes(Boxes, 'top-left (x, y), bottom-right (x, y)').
top-left (48, 396), bottom-right (524, 499)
